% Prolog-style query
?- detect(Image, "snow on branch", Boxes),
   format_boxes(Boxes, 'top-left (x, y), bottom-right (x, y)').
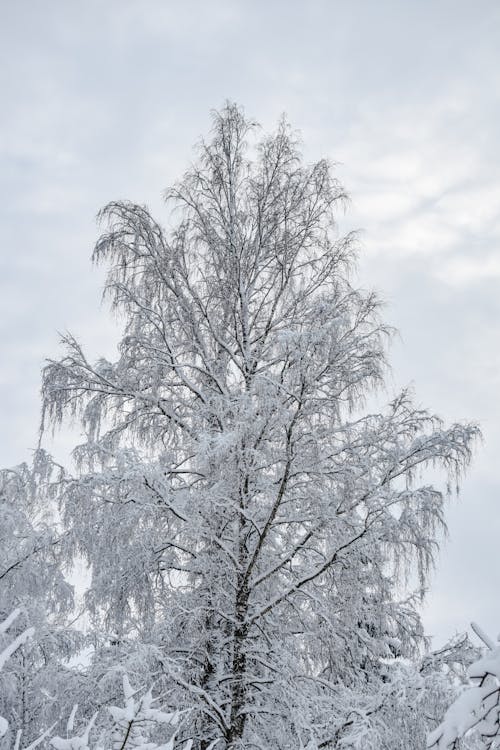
top-left (0, 610), bottom-right (34, 738)
top-left (428, 624), bottom-right (500, 749)
top-left (48, 674), bottom-right (197, 750)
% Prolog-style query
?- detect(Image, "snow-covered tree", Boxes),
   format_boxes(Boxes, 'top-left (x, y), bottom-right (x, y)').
top-left (0, 610), bottom-right (34, 741)
top-left (1, 615), bottom-right (191, 750)
top-left (39, 103), bottom-right (478, 748)
top-left (49, 674), bottom-right (192, 750)
top-left (0, 462), bottom-right (79, 748)
top-left (428, 624), bottom-right (500, 749)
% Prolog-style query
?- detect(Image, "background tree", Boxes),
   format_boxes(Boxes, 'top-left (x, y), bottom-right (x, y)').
top-left (0, 611), bottom-right (193, 750)
top-left (40, 103), bottom-right (478, 749)
top-left (0, 461), bottom-right (80, 749)
top-left (0, 609), bottom-right (35, 743)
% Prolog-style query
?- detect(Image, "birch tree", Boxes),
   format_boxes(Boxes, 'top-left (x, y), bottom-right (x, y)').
top-left (0, 462), bottom-right (78, 748)
top-left (40, 103), bottom-right (478, 749)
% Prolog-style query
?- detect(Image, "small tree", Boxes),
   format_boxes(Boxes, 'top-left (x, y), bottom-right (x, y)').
top-left (40, 103), bottom-right (478, 749)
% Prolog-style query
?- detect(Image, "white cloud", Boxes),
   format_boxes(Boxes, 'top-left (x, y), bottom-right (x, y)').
top-left (436, 254), bottom-right (500, 286)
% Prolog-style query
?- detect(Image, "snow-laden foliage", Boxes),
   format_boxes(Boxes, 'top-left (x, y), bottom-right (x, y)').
top-left (49, 674), bottom-right (192, 750)
top-left (0, 611), bottom-right (55, 749)
top-left (1, 620), bottom-right (192, 750)
top-left (0, 460), bottom-right (71, 620)
top-left (36, 103), bottom-right (479, 748)
top-left (428, 624), bottom-right (500, 749)
top-left (0, 463), bottom-right (80, 749)
top-left (0, 610), bottom-right (34, 738)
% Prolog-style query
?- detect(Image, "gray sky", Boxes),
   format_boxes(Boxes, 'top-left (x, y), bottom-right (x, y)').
top-left (1, 0), bottom-right (500, 646)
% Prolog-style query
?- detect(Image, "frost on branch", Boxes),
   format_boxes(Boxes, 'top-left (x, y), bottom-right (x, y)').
top-left (38, 103), bottom-right (479, 748)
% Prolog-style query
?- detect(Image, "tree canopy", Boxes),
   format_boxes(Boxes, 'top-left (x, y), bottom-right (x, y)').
top-left (1, 103), bottom-right (480, 750)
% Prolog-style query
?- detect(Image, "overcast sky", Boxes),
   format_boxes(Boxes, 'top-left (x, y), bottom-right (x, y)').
top-left (1, 0), bottom-right (500, 646)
